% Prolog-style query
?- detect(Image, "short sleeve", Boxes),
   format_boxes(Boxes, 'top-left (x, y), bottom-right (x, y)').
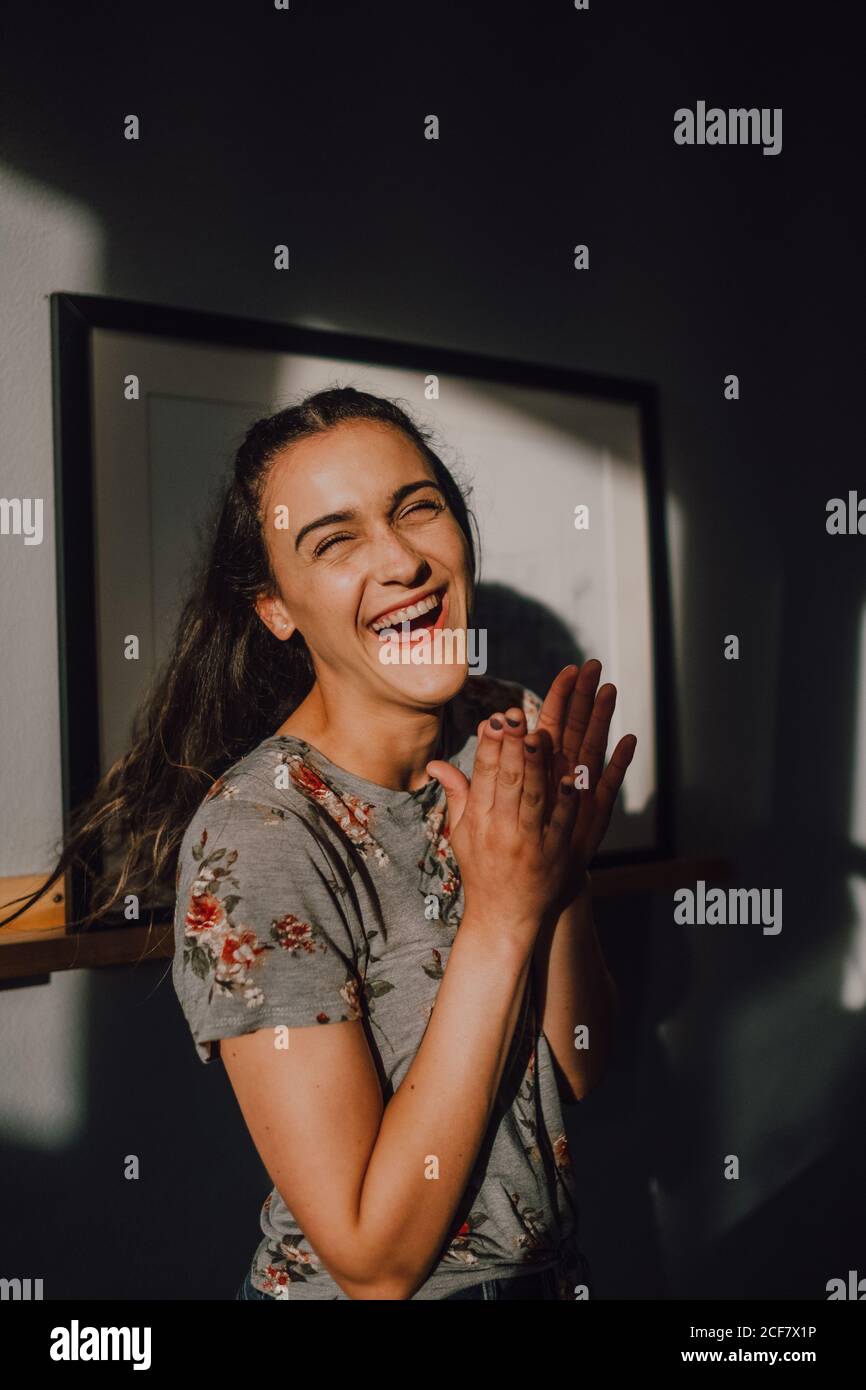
top-left (172, 794), bottom-right (365, 1064)
top-left (520, 684), bottom-right (543, 734)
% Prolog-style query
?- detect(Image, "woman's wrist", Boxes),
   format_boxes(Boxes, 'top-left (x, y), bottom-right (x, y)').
top-left (459, 899), bottom-right (544, 959)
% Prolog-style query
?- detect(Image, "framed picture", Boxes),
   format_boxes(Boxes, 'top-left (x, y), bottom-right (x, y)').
top-left (51, 292), bottom-right (673, 930)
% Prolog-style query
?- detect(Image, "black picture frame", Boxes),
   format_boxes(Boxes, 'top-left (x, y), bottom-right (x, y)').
top-left (50, 291), bottom-right (675, 932)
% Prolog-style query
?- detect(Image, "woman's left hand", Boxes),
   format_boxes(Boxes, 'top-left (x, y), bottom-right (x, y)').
top-left (538, 661), bottom-right (636, 911)
top-left (481, 662), bottom-right (636, 918)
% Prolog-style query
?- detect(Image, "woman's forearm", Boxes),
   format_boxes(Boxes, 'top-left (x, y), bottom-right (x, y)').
top-left (351, 906), bottom-right (538, 1298)
top-left (531, 882), bottom-right (619, 1102)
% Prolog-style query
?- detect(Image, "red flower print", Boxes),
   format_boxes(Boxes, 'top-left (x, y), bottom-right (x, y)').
top-left (552, 1133), bottom-right (571, 1169)
top-left (217, 927), bottom-right (271, 981)
top-left (263, 1263), bottom-right (291, 1294)
top-left (185, 891), bottom-right (225, 934)
top-left (279, 752), bottom-right (389, 866)
top-left (181, 837), bottom-right (281, 1011)
top-left (289, 763), bottom-right (331, 799)
top-left (271, 912), bottom-right (317, 954)
top-left (340, 977), bottom-right (363, 1020)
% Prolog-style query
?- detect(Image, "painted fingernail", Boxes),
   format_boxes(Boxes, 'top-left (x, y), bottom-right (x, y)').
top-left (489, 716), bottom-right (503, 729)
top-left (525, 742), bottom-right (537, 753)
top-left (505, 715), bottom-right (521, 726)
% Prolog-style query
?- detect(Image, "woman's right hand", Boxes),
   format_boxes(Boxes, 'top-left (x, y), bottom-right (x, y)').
top-left (426, 707), bottom-right (580, 948)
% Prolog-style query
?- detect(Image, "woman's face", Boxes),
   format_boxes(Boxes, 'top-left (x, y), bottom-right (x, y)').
top-left (256, 420), bottom-right (473, 707)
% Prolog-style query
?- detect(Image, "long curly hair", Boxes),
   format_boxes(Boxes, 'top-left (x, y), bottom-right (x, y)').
top-left (0, 386), bottom-right (480, 932)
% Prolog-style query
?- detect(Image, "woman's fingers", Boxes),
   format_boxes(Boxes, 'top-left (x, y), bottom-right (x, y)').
top-left (534, 665), bottom-right (579, 761)
top-left (545, 771), bottom-right (581, 857)
top-left (468, 712), bottom-right (505, 817)
top-left (497, 707), bottom-right (546, 838)
top-left (518, 727), bottom-right (548, 837)
top-left (581, 682), bottom-right (616, 785)
top-left (570, 682), bottom-right (615, 841)
top-left (580, 734), bottom-right (637, 859)
top-left (426, 759), bottom-right (471, 827)
top-left (573, 678), bottom-right (614, 803)
top-left (561, 661), bottom-right (603, 784)
top-left (494, 706), bottom-right (527, 829)
top-left (536, 660), bottom-right (606, 791)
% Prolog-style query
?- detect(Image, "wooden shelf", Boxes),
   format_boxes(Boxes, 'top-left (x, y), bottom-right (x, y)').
top-left (0, 920), bottom-right (175, 979)
top-left (0, 873), bottom-right (174, 981)
top-left (590, 855), bottom-right (731, 897)
top-left (0, 857), bottom-right (732, 983)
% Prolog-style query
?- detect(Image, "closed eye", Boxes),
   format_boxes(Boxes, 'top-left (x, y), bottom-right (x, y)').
top-left (312, 498), bottom-right (445, 558)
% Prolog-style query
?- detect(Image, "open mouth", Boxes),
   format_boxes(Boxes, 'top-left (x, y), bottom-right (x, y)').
top-left (368, 587), bottom-right (449, 639)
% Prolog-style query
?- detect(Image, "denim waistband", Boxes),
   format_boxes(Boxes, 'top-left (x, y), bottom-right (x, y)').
top-left (440, 1263), bottom-right (559, 1300)
top-left (236, 1262), bottom-right (560, 1301)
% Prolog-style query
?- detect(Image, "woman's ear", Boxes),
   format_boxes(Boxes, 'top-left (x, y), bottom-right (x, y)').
top-left (254, 591), bottom-right (296, 641)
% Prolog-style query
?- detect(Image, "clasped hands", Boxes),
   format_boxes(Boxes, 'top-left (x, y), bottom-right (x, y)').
top-left (475, 664), bottom-right (636, 922)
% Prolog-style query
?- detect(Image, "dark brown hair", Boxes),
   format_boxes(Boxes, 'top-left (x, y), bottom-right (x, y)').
top-left (0, 386), bottom-right (479, 932)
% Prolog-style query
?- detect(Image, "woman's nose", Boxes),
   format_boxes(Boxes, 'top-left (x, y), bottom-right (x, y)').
top-left (368, 526), bottom-right (431, 578)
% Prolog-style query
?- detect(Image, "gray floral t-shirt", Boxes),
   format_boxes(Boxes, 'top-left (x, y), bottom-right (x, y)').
top-left (172, 674), bottom-right (589, 1300)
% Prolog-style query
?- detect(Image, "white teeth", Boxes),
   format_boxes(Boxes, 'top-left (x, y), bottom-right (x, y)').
top-left (370, 590), bottom-right (442, 633)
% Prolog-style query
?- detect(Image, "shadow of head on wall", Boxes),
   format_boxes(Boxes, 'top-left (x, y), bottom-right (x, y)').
top-left (471, 581), bottom-right (585, 694)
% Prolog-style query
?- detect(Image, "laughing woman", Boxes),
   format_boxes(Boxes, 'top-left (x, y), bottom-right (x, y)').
top-left (7, 386), bottom-right (636, 1300)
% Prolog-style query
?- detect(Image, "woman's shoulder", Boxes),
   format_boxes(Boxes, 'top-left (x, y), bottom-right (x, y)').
top-left (173, 747), bottom-right (341, 949)
top-left (195, 736), bottom-right (289, 806)
top-left (176, 740), bottom-right (316, 860)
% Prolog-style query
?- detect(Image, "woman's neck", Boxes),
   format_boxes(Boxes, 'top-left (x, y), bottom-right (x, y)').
top-left (274, 686), bottom-right (454, 793)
